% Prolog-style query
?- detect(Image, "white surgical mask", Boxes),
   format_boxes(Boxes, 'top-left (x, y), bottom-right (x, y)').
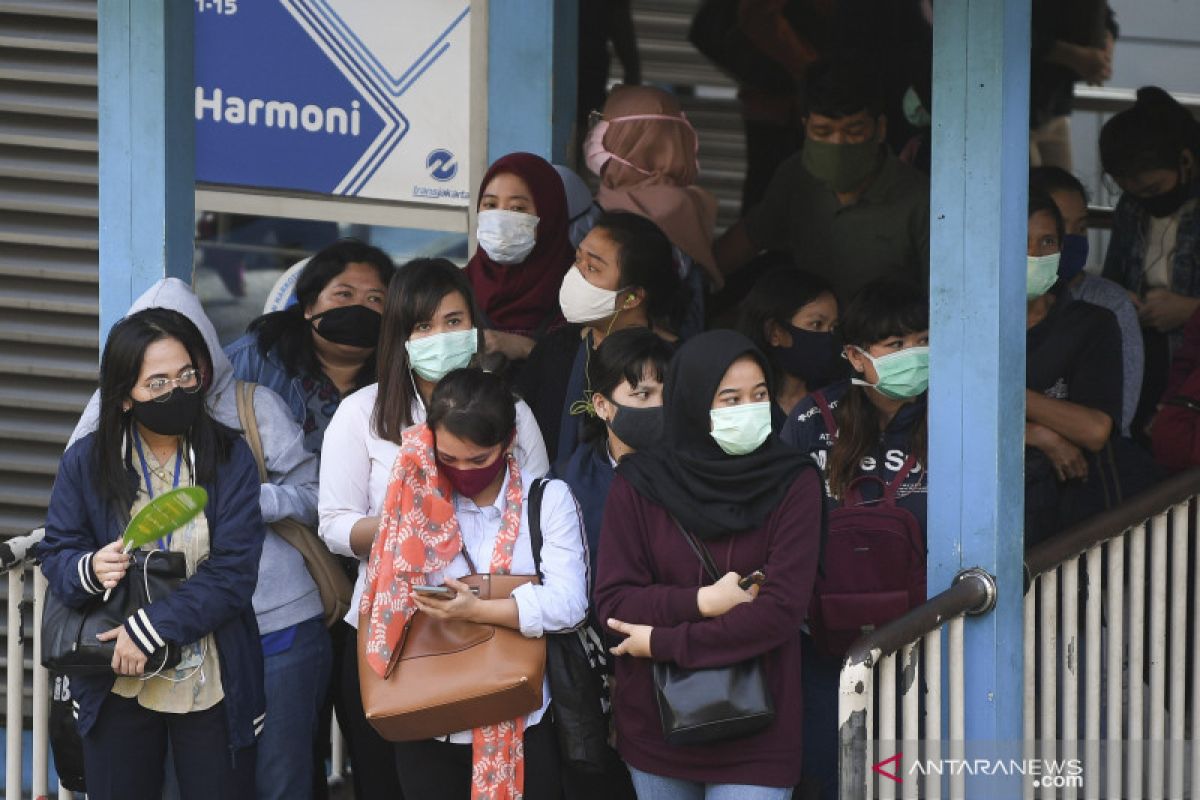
top-left (476, 209), bottom-right (538, 264)
top-left (558, 266), bottom-right (625, 324)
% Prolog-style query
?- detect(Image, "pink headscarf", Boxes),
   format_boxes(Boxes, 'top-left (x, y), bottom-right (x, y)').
top-left (590, 85), bottom-right (722, 289)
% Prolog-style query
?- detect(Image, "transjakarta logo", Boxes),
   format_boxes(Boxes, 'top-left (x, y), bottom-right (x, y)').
top-left (426, 149), bottom-right (458, 182)
top-left (874, 753), bottom-right (1084, 789)
top-left (195, 88), bottom-right (362, 136)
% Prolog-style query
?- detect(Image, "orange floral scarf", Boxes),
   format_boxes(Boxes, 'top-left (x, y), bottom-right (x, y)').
top-left (360, 423), bottom-right (527, 800)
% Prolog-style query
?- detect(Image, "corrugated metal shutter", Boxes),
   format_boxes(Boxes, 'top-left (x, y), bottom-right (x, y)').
top-left (0, 0), bottom-right (99, 538)
top-left (632, 0), bottom-right (745, 231)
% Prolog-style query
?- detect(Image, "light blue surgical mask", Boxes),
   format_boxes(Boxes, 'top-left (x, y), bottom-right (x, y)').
top-left (852, 345), bottom-right (929, 400)
top-left (709, 401), bottom-right (772, 456)
top-left (405, 329), bottom-right (478, 382)
top-left (1027, 253), bottom-right (1060, 299)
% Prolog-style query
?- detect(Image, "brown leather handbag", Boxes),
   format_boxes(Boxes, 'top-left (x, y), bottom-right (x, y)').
top-left (358, 572), bottom-right (547, 742)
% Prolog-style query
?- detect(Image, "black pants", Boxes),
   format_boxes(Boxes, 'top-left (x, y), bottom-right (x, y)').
top-left (80, 694), bottom-right (254, 800)
top-left (393, 718), bottom-right (563, 800)
top-left (333, 620), bottom-right (405, 800)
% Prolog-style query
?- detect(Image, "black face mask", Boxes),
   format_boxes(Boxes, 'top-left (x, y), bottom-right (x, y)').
top-left (311, 305), bottom-right (382, 349)
top-left (606, 401), bottom-right (664, 453)
top-left (1139, 172), bottom-right (1192, 218)
top-left (131, 388), bottom-right (204, 437)
top-left (769, 324), bottom-right (838, 388)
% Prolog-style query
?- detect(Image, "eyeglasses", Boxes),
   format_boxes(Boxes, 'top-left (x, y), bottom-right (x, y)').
top-left (143, 368), bottom-right (203, 401)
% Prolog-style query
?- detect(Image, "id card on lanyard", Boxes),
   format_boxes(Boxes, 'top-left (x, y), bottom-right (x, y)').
top-left (133, 436), bottom-right (183, 550)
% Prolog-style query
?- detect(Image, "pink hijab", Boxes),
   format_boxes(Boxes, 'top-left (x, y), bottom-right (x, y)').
top-left (591, 85), bottom-right (722, 288)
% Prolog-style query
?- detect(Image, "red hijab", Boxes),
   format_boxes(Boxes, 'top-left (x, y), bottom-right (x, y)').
top-left (466, 152), bottom-right (573, 335)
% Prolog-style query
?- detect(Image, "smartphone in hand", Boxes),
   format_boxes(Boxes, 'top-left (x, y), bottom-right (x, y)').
top-left (412, 584), bottom-right (480, 598)
top-left (738, 570), bottom-right (766, 590)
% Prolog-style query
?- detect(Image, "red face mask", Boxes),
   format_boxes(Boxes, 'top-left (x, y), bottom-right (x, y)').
top-left (437, 433), bottom-right (513, 498)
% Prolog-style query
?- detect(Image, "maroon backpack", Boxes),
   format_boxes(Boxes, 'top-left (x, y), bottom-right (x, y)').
top-left (807, 392), bottom-right (927, 659)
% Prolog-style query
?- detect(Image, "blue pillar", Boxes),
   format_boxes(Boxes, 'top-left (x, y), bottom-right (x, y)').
top-left (928, 0), bottom-right (1029, 790)
top-left (98, 0), bottom-right (194, 341)
top-left (487, 0), bottom-right (578, 164)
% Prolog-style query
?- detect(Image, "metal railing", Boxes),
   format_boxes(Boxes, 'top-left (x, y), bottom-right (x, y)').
top-left (838, 468), bottom-right (1200, 799)
top-left (0, 529), bottom-right (349, 799)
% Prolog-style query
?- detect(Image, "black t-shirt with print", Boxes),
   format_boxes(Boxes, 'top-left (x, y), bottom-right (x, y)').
top-left (1026, 292), bottom-right (1123, 425)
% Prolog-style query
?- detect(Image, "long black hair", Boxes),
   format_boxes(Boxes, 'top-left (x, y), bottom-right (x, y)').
top-left (95, 308), bottom-right (237, 515)
top-left (246, 238), bottom-right (395, 385)
top-left (829, 279), bottom-right (928, 499)
top-left (372, 258), bottom-right (488, 442)
top-left (1100, 86), bottom-right (1200, 181)
top-left (428, 368), bottom-right (516, 448)
top-left (593, 211), bottom-right (688, 331)
top-left (580, 327), bottom-right (674, 448)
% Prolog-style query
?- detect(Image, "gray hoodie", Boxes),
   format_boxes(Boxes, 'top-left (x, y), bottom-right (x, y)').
top-left (68, 278), bottom-right (323, 634)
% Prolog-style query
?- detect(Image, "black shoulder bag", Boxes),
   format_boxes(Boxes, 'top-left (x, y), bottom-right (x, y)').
top-left (652, 520), bottom-right (776, 746)
top-left (528, 477), bottom-right (612, 774)
top-left (42, 549), bottom-right (185, 675)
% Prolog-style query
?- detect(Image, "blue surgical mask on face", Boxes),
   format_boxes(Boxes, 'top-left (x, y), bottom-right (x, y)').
top-left (405, 329), bottom-right (478, 382)
top-left (1026, 253), bottom-right (1060, 299)
top-left (709, 401), bottom-right (773, 456)
top-left (1058, 234), bottom-right (1089, 281)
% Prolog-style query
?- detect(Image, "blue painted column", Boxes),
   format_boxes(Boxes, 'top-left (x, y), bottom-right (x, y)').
top-left (928, 0), bottom-right (1029, 791)
top-left (98, 0), bottom-right (195, 341)
top-left (486, 0), bottom-right (578, 164)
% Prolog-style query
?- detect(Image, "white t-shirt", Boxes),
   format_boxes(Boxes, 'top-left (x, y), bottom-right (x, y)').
top-left (1142, 206), bottom-right (1185, 289)
top-left (317, 382), bottom-right (550, 627)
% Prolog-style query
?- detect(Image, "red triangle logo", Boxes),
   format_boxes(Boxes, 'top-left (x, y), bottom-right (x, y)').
top-left (873, 752), bottom-right (903, 784)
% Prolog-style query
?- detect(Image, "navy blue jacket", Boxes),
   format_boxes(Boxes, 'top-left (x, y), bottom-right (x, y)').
top-left (40, 433), bottom-right (267, 750)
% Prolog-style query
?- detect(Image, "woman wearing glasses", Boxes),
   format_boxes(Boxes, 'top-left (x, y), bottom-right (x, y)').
top-left (68, 279), bottom-right (327, 800)
top-left (42, 307), bottom-right (266, 800)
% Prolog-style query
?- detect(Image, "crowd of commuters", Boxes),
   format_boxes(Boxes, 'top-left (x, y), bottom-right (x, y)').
top-left (36, 17), bottom-right (1200, 796)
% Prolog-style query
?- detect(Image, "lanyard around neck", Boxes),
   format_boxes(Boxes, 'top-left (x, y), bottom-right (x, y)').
top-left (133, 435), bottom-right (184, 550)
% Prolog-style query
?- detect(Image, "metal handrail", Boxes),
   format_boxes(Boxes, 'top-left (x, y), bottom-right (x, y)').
top-left (1074, 85), bottom-right (1200, 116)
top-left (0, 529), bottom-right (43, 576)
top-left (840, 468), bottom-right (1200, 669)
top-left (1025, 467), bottom-right (1200, 581)
top-left (841, 568), bottom-right (994, 671)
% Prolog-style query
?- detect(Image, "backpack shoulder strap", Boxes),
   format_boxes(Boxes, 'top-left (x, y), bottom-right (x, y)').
top-left (884, 455), bottom-right (921, 503)
top-left (811, 391), bottom-right (838, 441)
top-left (234, 380), bottom-right (269, 483)
top-left (528, 477), bottom-right (550, 580)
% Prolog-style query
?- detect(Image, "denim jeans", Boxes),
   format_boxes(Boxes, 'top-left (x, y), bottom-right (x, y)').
top-left (626, 766), bottom-right (794, 800)
top-left (256, 617), bottom-right (333, 800)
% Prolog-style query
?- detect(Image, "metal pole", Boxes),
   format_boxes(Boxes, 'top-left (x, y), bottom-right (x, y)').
top-left (97, 0), bottom-right (195, 339)
top-left (6, 571), bottom-right (24, 800)
top-left (33, 568), bottom-right (49, 799)
top-left (927, 1), bottom-right (1030, 793)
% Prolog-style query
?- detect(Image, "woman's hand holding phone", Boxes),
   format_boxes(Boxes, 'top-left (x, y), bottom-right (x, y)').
top-left (411, 577), bottom-right (482, 622)
top-left (697, 571), bottom-right (759, 618)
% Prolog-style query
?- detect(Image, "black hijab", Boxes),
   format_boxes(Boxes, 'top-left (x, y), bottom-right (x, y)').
top-left (619, 330), bottom-right (818, 539)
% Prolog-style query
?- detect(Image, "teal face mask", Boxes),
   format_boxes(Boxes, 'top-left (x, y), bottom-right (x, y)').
top-left (709, 401), bottom-right (772, 456)
top-left (404, 328), bottom-right (478, 382)
top-left (852, 345), bottom-right (929, 400)
top-left (1027, 253), bottom-right (1060, 299)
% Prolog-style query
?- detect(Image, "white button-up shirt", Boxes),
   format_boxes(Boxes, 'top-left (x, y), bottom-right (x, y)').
top-left (317, 383), bottom-right (551, 627)
top-left (431, 470), bottom-right (589, 739)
